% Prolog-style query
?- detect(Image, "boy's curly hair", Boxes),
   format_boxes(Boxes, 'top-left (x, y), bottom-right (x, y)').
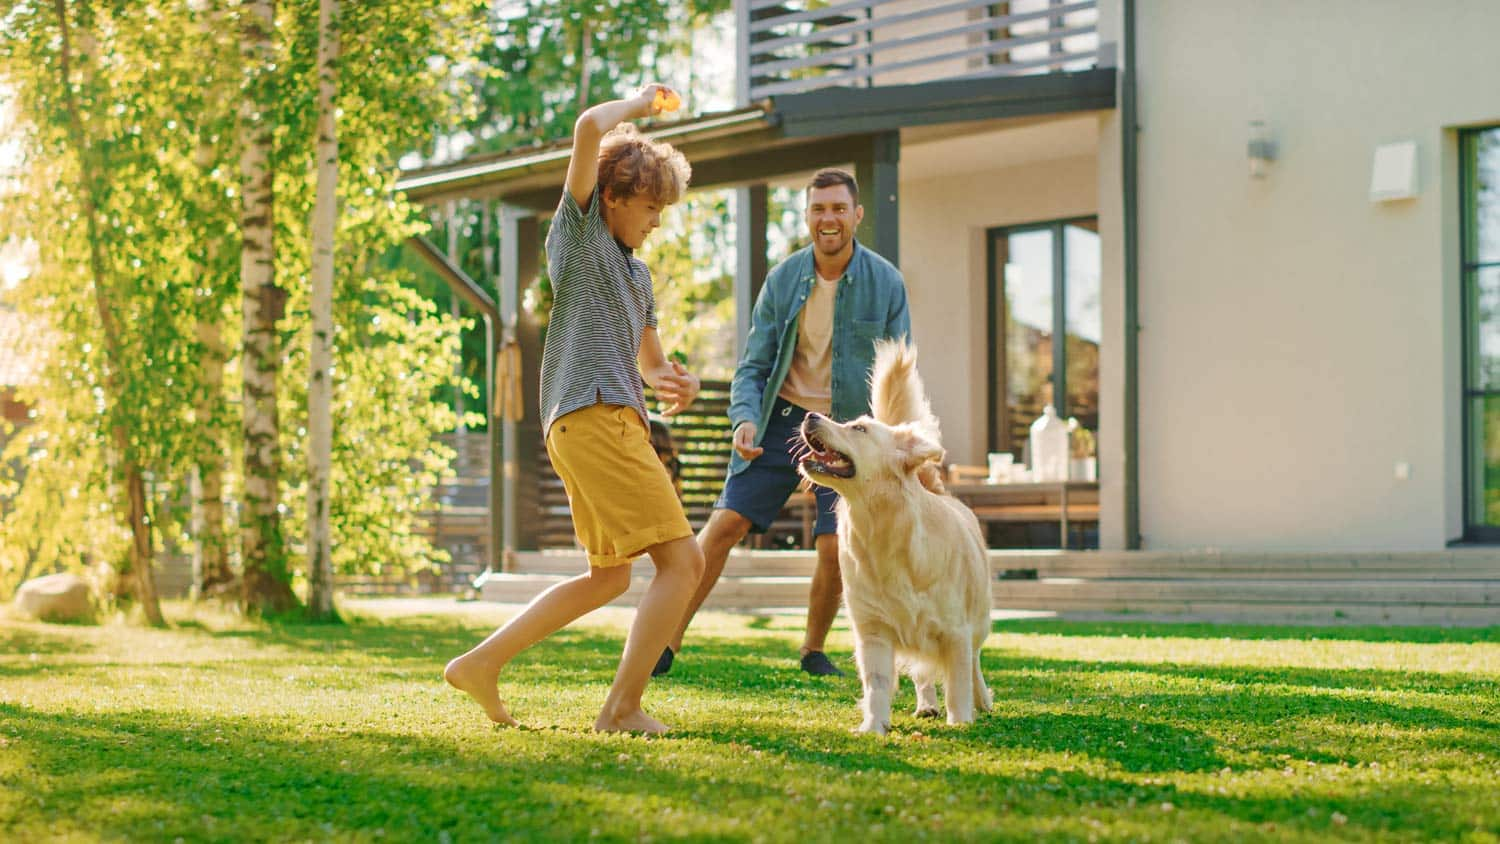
top-left (597, 123), bottom-right (692, 206)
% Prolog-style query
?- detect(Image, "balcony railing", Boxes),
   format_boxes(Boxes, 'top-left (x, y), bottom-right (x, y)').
top-left (735, 0), bottom-right (1102, 102)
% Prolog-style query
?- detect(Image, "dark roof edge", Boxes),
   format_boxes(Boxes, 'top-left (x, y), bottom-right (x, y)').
top-left (772, 67), bottom-right (1116, 137)
top-left (396, 105), bottom-right (776, 197)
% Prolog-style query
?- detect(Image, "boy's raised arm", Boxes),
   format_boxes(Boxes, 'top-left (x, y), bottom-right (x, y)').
top-left (565, 84), bottom-right (679, 208)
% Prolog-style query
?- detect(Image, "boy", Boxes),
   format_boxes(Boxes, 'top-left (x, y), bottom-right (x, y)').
top-left (444, 84), bottom-right (704, 734)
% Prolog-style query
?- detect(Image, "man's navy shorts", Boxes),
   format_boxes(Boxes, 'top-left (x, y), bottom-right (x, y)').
top-left (716, 397), bottom-right (839, 537)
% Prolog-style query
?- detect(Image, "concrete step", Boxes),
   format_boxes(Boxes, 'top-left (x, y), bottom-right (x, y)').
top-left (994, 578), bottom-right (1500, 606)
top-left (511, 549), bottom-right (1500, 581)
top-left (511, 549), bottom-right (820, 578)
top-left (1008, 604), bottom-right (1500, 626)
top-left (1026, 551), bottom-right (1500, 580)
top-left (479, 573), bottom-right (815, 610)
top-left (482, 550), bottom-right (1500, 627)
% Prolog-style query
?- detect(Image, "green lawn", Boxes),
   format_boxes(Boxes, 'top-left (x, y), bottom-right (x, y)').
top-left (2, 600), bottom-right (1498, 843)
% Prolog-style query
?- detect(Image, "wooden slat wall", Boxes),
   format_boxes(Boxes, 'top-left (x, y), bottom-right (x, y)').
top-left (405, 382), bottom-right (811, 586)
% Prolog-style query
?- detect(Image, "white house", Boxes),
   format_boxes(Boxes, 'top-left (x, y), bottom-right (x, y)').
top-left (399, 0), bottom-right (1500, 561)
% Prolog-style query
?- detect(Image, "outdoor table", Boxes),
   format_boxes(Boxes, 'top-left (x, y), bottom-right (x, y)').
top-left (946, 480), bottom-right (1101, 550)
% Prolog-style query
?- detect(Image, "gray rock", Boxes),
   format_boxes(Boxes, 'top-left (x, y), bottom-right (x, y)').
top-left (14, 572), bottom-right (94, 622)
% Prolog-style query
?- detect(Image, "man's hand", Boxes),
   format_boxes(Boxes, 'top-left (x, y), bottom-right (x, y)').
top-left (653, 360), bottom-right (699, 416)
top-left (733, 422), bottom-right (764, 461)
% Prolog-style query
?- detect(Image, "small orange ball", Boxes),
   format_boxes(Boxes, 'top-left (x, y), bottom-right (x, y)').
top-left (653, 89), bottom-right (681, 113)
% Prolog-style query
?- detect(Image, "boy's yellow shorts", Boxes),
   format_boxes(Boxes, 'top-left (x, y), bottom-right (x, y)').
top-left (545, 403), bottom-right (693, 568)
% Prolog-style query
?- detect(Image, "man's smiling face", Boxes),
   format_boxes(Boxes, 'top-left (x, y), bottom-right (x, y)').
top-left (806, 184), bottom-right (863, 258)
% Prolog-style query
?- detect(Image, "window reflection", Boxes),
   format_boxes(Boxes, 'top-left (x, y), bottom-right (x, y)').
top-left (999, 229), bottom-right (1054, 455)
top-left (1477, 130), bottom-right (1499, 264)
top-left (1065, 223), bottom-right (1100, 436)
top-left (1475, 397), bottom-right (1500, 525)
top-left (1464, 126), bottom-right (1500, 531)
top-left (990, 219), bottom-right (1100, 464)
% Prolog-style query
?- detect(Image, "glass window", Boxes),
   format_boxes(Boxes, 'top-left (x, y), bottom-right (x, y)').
top-left (1475, 130), bottom-right (1500, 265)
top-left (1064, 222), bottom-right (1101, 434)
top-left (1471, 396), bottom-right (1500, 527)
top-left (997, 228), bottom-right (1054, 455)
top-left (989, 218), bottom-right (1100, 462)
top-left (1463, 127), bottom-right (1500, 537)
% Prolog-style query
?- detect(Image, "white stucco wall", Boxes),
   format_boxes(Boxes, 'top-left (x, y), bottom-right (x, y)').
top-left (898, 118), bottom-right (1100, 466)
top-left (1130, 1), bottom-right (1500, 550)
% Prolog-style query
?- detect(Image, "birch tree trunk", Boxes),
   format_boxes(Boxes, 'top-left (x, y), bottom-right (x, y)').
top-left (52, 0), bottom-right (165, 626)
top-left (238, 0), bottom-right (296, 612)
top-left (191, 3), bottom-right (235, 598)
top-left (305, 0), bottom-right (339, 620)
top-left (194, 304), bottom-right (234, 595)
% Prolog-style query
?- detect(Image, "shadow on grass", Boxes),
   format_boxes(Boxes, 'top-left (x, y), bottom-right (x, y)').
top-left (72, 612), bottom-right (1496, 743)
top-left (6, 606), bottom-right (1500, 841)
top-left (980, 653), bottom-right (1500, 726)
top-left (991, 618), bottom-right (1500, 644)
top-left (4, 699), bottom-right (1496, 842)
top-left (0, 701), bottom-right (787, 841)
top-left (0, 627), bottom-right (100, 677)
top-left (0, 627), bottom-right (99, 657)
top-left (697, 707), bottom-right (1229, 774)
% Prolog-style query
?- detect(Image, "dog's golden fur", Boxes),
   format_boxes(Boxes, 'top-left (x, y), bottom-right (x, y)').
top-left (799, 339), bottom-right (992, 734)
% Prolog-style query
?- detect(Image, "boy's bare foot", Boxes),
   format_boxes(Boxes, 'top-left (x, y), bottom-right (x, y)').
top-left (593, 708), bottom-right (670, 735)
top-left (443, 656), bottom-right (519, 727)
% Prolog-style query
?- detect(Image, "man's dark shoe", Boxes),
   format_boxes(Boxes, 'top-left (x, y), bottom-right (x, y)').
top-left (652, 646), bottom-right (675, 677)
top-left (800, 650), bottom-right (845, 677)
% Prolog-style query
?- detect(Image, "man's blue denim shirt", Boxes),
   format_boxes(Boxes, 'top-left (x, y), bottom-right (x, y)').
top-left (726, 240), bottom-right (911, 478)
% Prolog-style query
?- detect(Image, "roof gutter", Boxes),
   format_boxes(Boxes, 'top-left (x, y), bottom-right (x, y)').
top-left (395, 108), bottom-right (775, 197)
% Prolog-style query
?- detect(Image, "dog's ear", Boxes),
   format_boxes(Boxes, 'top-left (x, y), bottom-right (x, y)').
top-left (894, 424), bottom-right (945, 472)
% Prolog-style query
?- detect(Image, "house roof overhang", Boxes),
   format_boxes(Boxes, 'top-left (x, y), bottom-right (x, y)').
top-left (395, 67), bottom-right (1116, 211)
top-left (772, 67), bottom-right (1116, 137)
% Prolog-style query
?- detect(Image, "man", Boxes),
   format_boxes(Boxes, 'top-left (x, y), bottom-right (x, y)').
top-left (658, 168), bottom-right (910, 677)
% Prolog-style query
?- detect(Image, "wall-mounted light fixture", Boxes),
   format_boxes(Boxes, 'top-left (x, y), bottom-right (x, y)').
top-left (1248, 120), bottom-right (1277, 178)
top-left (1370, 140), bottom-right (1419, 202)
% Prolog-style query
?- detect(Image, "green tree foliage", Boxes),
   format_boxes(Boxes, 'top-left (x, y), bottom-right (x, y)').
top-left (431, 0), bottom-right (736, 407)
top-left (638, 190), bottom-right (736, 379)
top-left (470, 0), bottom-right (729, 155)
top-left (0, 0), bottom-right (488, 606)
top-left (0, 1), bottom-right (210, 620)
top-left (268, 0), bottom-right (490, 594)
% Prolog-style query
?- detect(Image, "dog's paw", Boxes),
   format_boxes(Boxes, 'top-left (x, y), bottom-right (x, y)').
top-left (913, 707), bottom-right (942, 719)
top-left (855, 718), bottom-right (890, 736)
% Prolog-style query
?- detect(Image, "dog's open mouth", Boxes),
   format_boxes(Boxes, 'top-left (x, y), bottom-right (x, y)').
top-left (800, 428), bottom-right (856, 479)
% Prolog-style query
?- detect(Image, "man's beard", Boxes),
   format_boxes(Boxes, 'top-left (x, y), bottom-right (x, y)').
top-left (814, 231), bottom-right (851, 255)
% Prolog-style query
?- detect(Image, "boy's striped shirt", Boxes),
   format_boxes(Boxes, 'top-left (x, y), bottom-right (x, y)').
top-left (539, 188), bottom-right (658, 435)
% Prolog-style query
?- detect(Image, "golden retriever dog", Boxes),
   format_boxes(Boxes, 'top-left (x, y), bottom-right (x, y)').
top-left (797, 339), bottom-right (992, 734)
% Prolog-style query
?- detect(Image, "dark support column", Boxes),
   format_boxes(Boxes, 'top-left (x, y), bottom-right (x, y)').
top-left (1123, 0), bottom-right (1141, 549)
top-left (1052, 224), bottom-right (1068, 415)
top-left (855, 131), bottom-right (900, 265)
top-left (499, 206), bottom-right (539, 568)
top-left (445, 202), bottom-right (466, 425)
top-left (734, 183), bottom-right (768, 358)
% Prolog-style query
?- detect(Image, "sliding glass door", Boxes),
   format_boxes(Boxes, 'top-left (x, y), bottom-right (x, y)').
top-left (1463, 126), bottom-right (1500, 540)
top-left (987, 218), bottom-right (1100, 461)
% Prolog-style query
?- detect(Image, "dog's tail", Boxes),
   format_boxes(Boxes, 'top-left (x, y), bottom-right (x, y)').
top-left (870, 337), bottom-right (940, 440)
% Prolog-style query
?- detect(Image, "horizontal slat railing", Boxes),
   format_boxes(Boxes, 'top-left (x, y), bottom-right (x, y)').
top-left (747, 0), bottom-right (883, 33)
top-left (751, 23), bottom-right (1099, 96)
top-left (533, 379), bottom-right (753, 549)
top-left (750, 0), bottom-right (1096, 52)
top-left (741, 0), bottom-right (1099, 101)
